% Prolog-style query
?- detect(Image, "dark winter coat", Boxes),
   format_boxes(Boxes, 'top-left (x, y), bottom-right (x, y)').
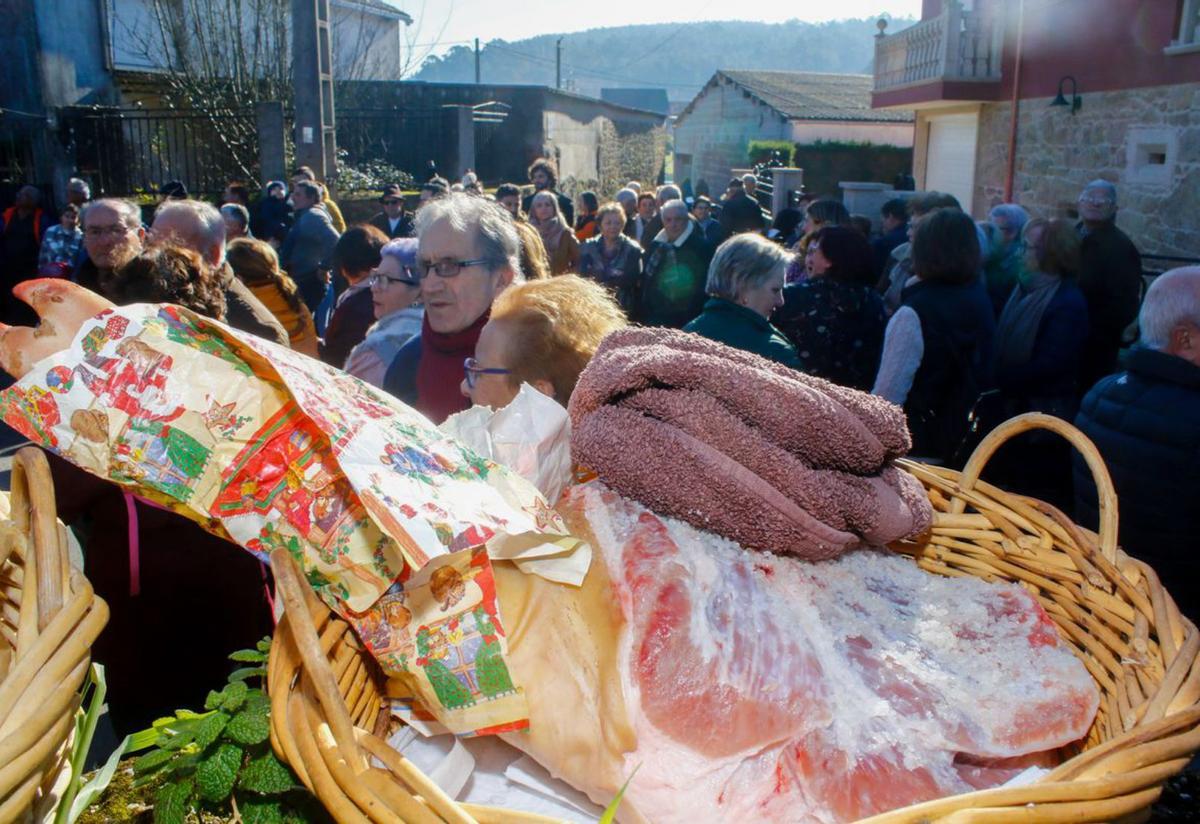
top-left (1073, 347), bottom-right (1200, 619)
top-left (684, 297), bottom-right (800, 368)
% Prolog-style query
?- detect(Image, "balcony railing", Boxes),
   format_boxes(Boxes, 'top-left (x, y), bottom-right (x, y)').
top-left (873, 1), bottom-right (1003, 93)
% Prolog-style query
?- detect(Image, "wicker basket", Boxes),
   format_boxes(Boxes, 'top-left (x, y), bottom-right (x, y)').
top-left (267, 413), bottom-right (1200, 823)
top-left (0, 447), bottom-right (108, 822)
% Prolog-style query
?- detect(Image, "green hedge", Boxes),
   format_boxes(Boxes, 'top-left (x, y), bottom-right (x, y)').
top-left (791, 140), bottom-right (913, 200)
top-left (747, 140), bottom-right (796, 167)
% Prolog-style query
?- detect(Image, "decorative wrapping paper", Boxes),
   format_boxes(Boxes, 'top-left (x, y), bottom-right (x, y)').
top-left (0, 303), bottom-right (588, 735)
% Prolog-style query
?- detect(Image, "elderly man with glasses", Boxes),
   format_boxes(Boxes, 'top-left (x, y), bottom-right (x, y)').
top-left (1075, 179), bottom-right (1143, 393)
top-left (76, 199), bottom-right (146, 296)
top-left (382, 192), bottom-right (520, 423)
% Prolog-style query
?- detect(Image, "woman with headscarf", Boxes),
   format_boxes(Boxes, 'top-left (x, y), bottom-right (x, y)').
top-left (530, 190), bottom-right (580, 276)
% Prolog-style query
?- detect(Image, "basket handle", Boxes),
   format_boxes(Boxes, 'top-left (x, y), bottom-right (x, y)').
top-left (953, 412), bottom-right (1119, 564)
top-left (269, 548), bottom-right (367, 773)
top-left (9, 447), bottom-right (65, 631)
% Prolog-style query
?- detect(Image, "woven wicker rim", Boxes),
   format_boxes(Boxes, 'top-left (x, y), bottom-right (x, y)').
top-left (0, 447), bottom-right (108, 821)
top-left (267, 413), bottom-right (1200, 823)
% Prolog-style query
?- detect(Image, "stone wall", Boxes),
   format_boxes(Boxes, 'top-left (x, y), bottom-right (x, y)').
top-left (673, 79), bottom-right (790, 196)
top-left (974, 83), bottom-right (1200, 258)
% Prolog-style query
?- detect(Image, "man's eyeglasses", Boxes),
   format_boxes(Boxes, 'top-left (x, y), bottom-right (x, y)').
top-left (84, 225), bottom-right (132, 239)
top-left (381, 199), bottom-right (402, 206)
top-left (1078, 196), bottom-right (1113, 207)
top-left (368, 270), bottom-right (419, 290)
top-left (418, 258), bottom-right (490, 279)
top-left (463, 357), bottom-right (511, 390)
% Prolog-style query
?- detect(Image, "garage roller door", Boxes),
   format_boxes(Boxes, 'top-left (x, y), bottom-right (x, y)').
top-left (925, 113), bottom-right (979, 212)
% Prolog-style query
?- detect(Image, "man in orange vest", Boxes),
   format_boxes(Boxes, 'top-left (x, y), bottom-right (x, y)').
top-left (2, 186), bottom-right (52, 323)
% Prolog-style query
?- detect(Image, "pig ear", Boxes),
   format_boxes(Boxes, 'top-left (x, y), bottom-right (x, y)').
top-left (0, 280), bottom-right (115, 379)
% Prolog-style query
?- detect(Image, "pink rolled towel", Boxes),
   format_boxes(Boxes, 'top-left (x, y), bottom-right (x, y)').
top-left (569, 328), bottom-right (932, 559)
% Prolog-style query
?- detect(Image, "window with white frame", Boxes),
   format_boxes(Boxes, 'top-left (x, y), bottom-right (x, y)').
top-left (1169, 0), bottom-right (1200, 52)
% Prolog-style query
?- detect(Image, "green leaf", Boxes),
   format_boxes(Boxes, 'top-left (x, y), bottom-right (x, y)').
top-left (256, 637), bottom-right (273, 654)
top-left (66, 734), bottom-right (128, 824)
top-left (229, 649), bottom-right (269, 663)
top-left (194, 743), bottom-right (243, 803)
top-left (204, 689), bottom-right (226, 711)
top-left (225, 704), bottom-right (271, 746)
top-left (240, 797), bottom-right (285, 824)
top-left (133, 748), bottom-right (177, 776)
top-left (229, 666), bottom-right (268, 683)
top-left (193, 711), bottom-right (231, 750)
top-left (220, 681), bottom-right (250, 712)
top-left (599, 764), bottom-right (639, 824)
top-left (153, 777), bottom-right (193, 824)
top-left (239, 750), bottom-right (296, 795)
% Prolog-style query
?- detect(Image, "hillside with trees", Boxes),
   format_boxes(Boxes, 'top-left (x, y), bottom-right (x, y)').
top-left (412, 17), bottom-right (914, 103)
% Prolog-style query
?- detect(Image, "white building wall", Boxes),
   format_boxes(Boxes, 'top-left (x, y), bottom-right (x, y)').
top-left (790, 120), bottom-right (915, 147)
top-left (672, 80), bottom-right (789, 193)
top-left (105, 0), bottom-right (399, 81)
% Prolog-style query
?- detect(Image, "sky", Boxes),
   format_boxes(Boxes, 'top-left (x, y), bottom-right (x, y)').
top-left (400, 0), bottom-right (924, 57)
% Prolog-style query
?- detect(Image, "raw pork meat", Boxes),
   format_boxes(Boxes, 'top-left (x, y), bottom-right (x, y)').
top-left (499, 483), bottom-right (1098, 823)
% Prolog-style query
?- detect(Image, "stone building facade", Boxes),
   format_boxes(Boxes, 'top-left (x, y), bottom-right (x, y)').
top-left (872, 0), bottom-right (1200, 262)
top-left (674, 71), bottom-right (913, 198)
top-left (974, 85), bottom-right (1200, 258)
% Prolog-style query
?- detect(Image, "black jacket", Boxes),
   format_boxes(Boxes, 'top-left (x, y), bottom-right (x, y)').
top-left (638, 225), bottom-right (713, 328)
top-left (1073, 348), bottom-right (1200, 619)
top-left (1077, 220), bottom-right (1142, 392)
top-left (368, 211), bottom-right (414, 240)
top-left (718, 192), bottom-right (765, 236)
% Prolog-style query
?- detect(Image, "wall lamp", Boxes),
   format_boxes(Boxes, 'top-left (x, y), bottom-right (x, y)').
top-left (1050, 76), bottom-right (1082, 114)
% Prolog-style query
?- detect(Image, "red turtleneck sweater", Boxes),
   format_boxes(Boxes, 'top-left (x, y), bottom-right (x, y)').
top-left (415, 311), bottom-right (488, 424)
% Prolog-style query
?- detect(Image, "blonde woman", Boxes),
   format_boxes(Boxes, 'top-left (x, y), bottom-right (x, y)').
top-left (529, 190), bottom-right (580, 275)
top-left (461, 275), bottom-right (627, 409)
top-left (226, 238), bottom-right (319, 356)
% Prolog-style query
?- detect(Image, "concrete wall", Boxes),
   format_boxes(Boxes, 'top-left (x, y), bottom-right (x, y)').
top-left (107, 0), bottom-right (395, 82)
top-left (790, 120), bottom-right (914, 147)
top-left (331, 7), bottom-right (402, 81)
top-left (673, 78), bottom-right (790, 196)
top-left (973, 83), bottom-right (1200, 258)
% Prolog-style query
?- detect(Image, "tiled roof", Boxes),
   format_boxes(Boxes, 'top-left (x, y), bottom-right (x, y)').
top-left (684, 70), bottom-right (914, 123)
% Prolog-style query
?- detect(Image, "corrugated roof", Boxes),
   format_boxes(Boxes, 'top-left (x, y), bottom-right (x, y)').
top-left (682, 70), bottom-right (914, 124)
top-left (600, 88), bottom-right (670, 116)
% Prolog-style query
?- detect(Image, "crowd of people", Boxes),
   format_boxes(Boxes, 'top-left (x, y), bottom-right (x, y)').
top-left (1, 155), bottom-right (1197, 727)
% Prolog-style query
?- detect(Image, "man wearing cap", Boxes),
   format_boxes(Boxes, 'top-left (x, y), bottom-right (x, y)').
top-left (369, 184), bottom-right (414, 239)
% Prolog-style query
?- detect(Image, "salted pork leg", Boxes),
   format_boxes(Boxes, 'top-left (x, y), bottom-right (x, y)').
top-left (496, 483), bottom-right (1098, 824)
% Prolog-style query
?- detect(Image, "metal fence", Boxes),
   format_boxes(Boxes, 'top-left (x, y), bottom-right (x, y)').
top-left (60, 106), bottom-right (260, 198)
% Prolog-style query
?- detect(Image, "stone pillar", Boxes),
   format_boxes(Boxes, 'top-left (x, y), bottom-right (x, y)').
top-left (443, 106), bottom-right (475, 180)
top-left (770, 167), bottom-right (804, 215)
top-left (256, 102), bottom-right (287, 185)
top-left (840, 182), bottom-right (895, 231)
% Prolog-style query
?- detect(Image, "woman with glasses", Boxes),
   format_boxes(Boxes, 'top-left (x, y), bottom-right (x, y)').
top-left (345, 238), bottom-right (424, 388)
top-left (461, 274), bottom-right (627, 410)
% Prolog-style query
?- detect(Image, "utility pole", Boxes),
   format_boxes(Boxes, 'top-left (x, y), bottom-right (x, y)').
top-left (475, 38), bottom-right (481, 84)
top-left (292, 0), bottom-right (337, 185)
top-left (556, 38), bottom-right (562, 90)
